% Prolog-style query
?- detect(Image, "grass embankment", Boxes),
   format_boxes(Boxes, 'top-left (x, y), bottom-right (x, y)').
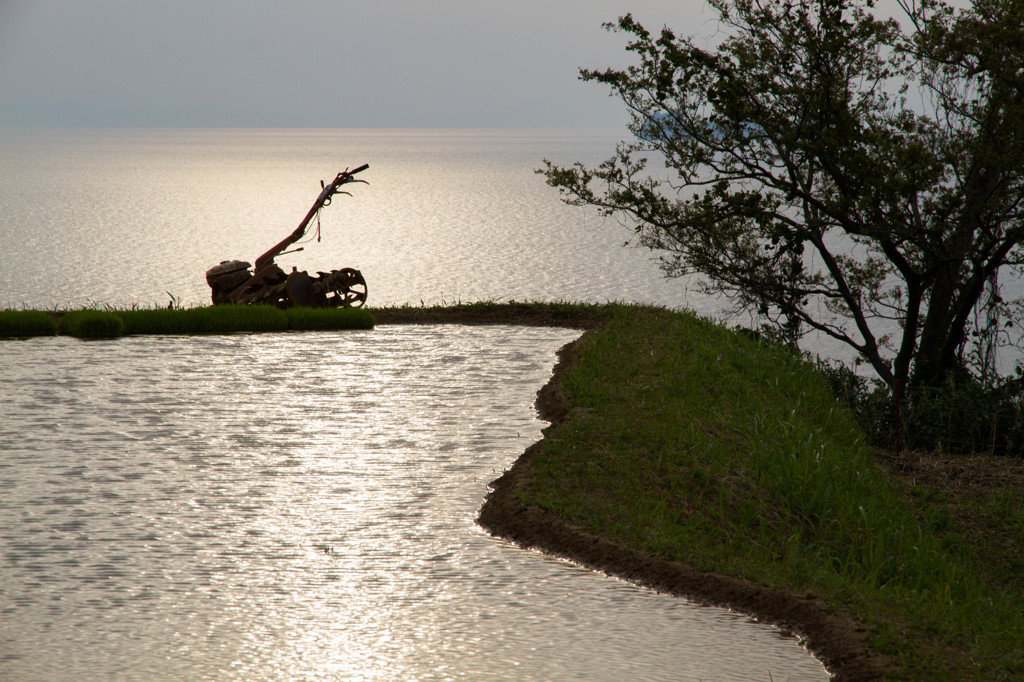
top-left (479, 305), bottom-right (1022, 681)
top-left (0, 305), bottom-right (374, 338)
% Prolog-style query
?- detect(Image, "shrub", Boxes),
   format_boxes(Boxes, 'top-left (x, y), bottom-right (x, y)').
top-left (817, 360), bottom-right (1024, 457)
top-left (904, 372), bottom-right (1024, 457)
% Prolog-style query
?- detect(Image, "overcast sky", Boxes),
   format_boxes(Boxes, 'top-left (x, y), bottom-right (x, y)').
top-left (0, 0), bottom-right (960, 129)
top-left (0, 0), bottom-right (718, 128)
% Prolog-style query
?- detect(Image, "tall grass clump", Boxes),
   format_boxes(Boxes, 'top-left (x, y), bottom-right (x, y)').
top-left (119, 305), bottom-right (289, 335)
top-left (285, 307), bottom-right (375, 331)
top-left (57, 310), bottom-right (125, 338)
top-left (201, 304), bottom-right (289, 333)
top-left (519, 305), bottom-right (1023, 679)
top-left (0, 310), bottom-right (57, 337)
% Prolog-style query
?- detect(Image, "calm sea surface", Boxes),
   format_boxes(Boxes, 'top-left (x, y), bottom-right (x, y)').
top-left (0, 128), bottom-right (711, 312)
top-left (1, 130), bottom-right (828, 680)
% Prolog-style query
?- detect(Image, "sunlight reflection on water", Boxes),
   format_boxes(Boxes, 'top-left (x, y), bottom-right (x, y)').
top-left (0, 129), bottom-right (705, 314)
top-left (0, 327), bottom-right (828, 681)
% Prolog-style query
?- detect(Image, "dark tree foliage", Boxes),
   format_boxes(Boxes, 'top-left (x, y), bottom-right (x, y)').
top-left (543, 0), bottom-right (1024, 395)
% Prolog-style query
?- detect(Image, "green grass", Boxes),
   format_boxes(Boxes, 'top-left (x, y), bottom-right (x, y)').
top-left (517, 305), bottom-right (1024, 680)
top-left (57, 310), bottom-right (125, 338)
top-left (3, 304), bottom-right (376, 338)
top-left (119, 305), bottom-right (290, 335)
top-left (0, 310), bottom-right (57, 337)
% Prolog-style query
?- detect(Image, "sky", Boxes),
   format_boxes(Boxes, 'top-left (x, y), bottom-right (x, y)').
top-left (0, 0), bottom-right (715, 128)
top-left (0, 0), bottom-right (969, 129)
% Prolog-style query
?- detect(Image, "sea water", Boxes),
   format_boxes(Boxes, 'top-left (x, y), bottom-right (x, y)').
top-left (0, 128), bottom-right (711, 312)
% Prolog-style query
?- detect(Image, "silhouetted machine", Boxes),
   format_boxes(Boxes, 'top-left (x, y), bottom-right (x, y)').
top-left (206, 164), bottom-right (369, 308)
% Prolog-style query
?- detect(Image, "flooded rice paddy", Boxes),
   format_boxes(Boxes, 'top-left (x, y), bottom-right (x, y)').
top-left (1, 326), bottom-right (827, 680)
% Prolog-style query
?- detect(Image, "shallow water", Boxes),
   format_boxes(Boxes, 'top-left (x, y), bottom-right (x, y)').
top-left (0, 327), bottom-right (828, 681)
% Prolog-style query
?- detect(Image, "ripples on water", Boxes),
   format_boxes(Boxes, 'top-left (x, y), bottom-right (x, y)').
top-left (0, 128), bottom-right (706, 313)
top-left (0, 327), bottom-right (827, 681)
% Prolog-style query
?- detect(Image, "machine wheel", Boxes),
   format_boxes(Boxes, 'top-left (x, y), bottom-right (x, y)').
top-left (325, 268), bottom-right (367, 307)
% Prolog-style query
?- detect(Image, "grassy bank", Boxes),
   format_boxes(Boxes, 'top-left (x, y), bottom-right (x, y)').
top-left (480, 305), bottom-right (1022, 680)
top-left (1, 305), bottom-right (375, 338)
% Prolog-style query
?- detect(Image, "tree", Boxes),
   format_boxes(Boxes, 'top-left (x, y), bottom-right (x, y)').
top-left (542, 0), bottom-right (1024, 396)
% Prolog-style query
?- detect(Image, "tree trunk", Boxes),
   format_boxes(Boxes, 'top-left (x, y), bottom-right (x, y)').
top-left (913, 258), bottom-right (964, 388)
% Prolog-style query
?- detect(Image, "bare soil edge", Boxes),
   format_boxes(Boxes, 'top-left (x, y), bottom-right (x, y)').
top-left (476, 337), bottom-right (890, 682)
